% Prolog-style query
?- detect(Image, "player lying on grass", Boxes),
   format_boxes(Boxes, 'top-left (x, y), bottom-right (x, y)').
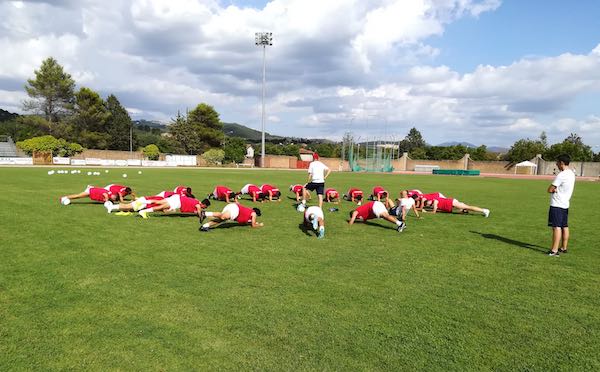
top-left (416, 192), bottom-right (446, 211)
top-left (370, 186), bottom-right (389, 202)
top-left (303, 206), bottom-right (325, 238)
top-left (104, 184), bottom-right (135, 202)
top-left (156, 186), bottom-right (192, 198)
top-left (423, 195), bottom-right (490, 217)
top-left (104, 194), bottom-right (168, 213)
top-left (348, 201), bottom-right (406, 232)
top-left (260, 184), bottom-right (281, 202)
top-left (385, 190), bottom-right (421, 222)
top-left (136, 194), bottom-right (210, 219)
top-left (210, 185), bottom-right (237, 203)
top-left (324, 188), bottom-right (340, 203)
top-left (199, 203), bottom-right (263, 231)
top-left (60, 185), bottom-right (119, 205)
top-left (240, 184), bottom-right (264, 202)
top-left (342, 188), bottom-right (364, 205)
top-left (407, 189), bottom-right (424, 208)
top-left (290, 184), bottom-right (305, 202)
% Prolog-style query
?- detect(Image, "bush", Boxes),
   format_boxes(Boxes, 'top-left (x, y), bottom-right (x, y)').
top-left (16, 135), bottom-right (84, 157)
top-left (201, 148), bottom-right (225, 166)
top-left (143, 144), bottom-right (160, 160)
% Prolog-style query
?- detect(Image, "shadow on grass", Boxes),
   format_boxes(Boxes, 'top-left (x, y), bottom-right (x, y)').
top-left (470, 231), bottom-right (547, 253)
top-left (344, 220), bottom-right (396, 231)
top-left (298, 223), bottom-right (313, 237)
top-left (154, 213), bottom-right (200, 218)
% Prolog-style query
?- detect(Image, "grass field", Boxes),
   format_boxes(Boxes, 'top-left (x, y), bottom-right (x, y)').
top-left (1, 167), bottom-right (599, 370)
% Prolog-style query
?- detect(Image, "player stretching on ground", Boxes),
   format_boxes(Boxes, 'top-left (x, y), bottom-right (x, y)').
top-left (199, 203), bottom-right (263, 231)
top-left (343, 188), bottom-right (364, 205)
top-left (60, 185), bottom-right (118, 205)
top-left (104, 184), bottom-right (134, 202)
top-left (303, 206), bottom-right (325, 238)
top-left (371, 186), bottom-right (389, 202)
top-left (426, 196), bottom-right (489, 217)
top-left (348, 201), bottom-right (405, 232)
top-left (260, 184), bottom-right (281, 202)
top-left (324, 188), bottom-right (340, 203)
top-left (290, 184), bottom-right (305, 203)
top-left (156, 186), bottom-right (192, 198)
top-left (240, 184), bottom-right (264, 202)
top-left (136, 194), bottom-right (209, 219)
top-left (211, 185), bottom-right (237, 203)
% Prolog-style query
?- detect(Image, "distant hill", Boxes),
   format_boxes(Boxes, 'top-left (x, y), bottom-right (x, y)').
top-left (488, 146), bottom-right (509, 153)
top-left (0, 109), bottom-right (19, 122)
top-left (437, 141), bottom-right (478, 148)
top-left (222, 122), bottom-right (284, 142)
top-left (133, 119), bottom-right (166, 129)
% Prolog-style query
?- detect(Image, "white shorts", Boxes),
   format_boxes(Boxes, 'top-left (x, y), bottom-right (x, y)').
top-left (166, 195), bottom-right (181, 211)
top-left (372, 201), bottom-right (387, 218)
top-left (304, 206), bottom-right (324, 222)
top-left (222, 203), bottom-right (239, 220)
top-left (240, 184), bottom-right (251, 194)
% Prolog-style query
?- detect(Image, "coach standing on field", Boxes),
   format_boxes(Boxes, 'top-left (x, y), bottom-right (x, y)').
top-left (302, 153), bottom-right (331, 209)
top-left (547, 154), bottom-right (575, 257)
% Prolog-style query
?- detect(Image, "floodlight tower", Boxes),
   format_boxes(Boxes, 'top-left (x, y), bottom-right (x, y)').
top-left (255, 32), bottom-right (273, 168)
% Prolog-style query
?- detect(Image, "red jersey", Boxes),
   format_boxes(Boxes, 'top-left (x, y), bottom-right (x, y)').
top-left (325, 188), bottom-right (339, 198)
top-left (247, 185), bottom-right (262, 198)
top-left (422, 192), bottom-right (443, 201)
top-left (407, 189), bottom-right (423, 198)
top-left (435, 197), bottom-right (454, 213)
top-left (160, 191), bottom-right (176, 198)
top-left (372, 186), bottom-right (387, 198)
top-left (355, 201), bottom-right (377, 220)
top-left (348, 188), bottom-right (363, 198)
top-left (174, 186), bottom-right (189, 196)
top-left (89, 187), bottom-right (110, 202)
top-left (144, 195), bottom-right (164, 209)
top-left (180, 196), bottom-right (200, 213)
top-left (214, 186), bottom-right (232, 200)
top-left (261, 184), bottom-right (279, 195)
top-left (235, 203), bottom-right (255, 224)
top-left (291, 184), bottom-right (304, 194)
top-left (106, 184), bottom-right (129, 197)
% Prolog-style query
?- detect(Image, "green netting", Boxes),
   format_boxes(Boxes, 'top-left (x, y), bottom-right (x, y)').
top-left (348, 143), bottom-right (394, 172)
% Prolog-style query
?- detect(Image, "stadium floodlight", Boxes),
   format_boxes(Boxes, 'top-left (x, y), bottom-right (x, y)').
top-left (255, 32), bottom-right (273, 168)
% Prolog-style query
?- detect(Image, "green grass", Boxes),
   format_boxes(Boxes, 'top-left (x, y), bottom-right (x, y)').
top-left (1, 167), bottom-right (599, 370)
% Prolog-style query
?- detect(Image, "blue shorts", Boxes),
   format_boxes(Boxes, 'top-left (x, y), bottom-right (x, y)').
top-left (548, 206), bottom-right (568, 228)
top-left (305, 182), bottom-right (325, 195)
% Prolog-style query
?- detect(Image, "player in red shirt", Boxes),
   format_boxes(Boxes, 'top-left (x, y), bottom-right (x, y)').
top-left (240, 184), bottom-right (264, 202)
top-left (324, 188), bottom-right (340, 203)
top-left (136, 194), bottom-right (210, 219)
top-left (426, 196), bottom-right (490, 217)
top-left (156, 186), bottom-right (192, 198)
top-left (60, 185), bottom-right (118, 205)
top-left (199, 203), bottom-right (263, 231)
top-left (348, 201), bottom-right (406, 232)
top-left (104, 184), bottom-right (134, 202)
top-left (290, 184), bottom-right (305, 202)
top-left (104, 195), bottom-right (166, 213)
top-left (407, 189), bottom-right (424, 209)
top-left (370, 186), bottom-right (389, 202)
top-left (417, 192), bottom-right (446, 211)
top-left (343, 188), bottom-right (364, 205)
top-left (260, 184), bottom-right (281, 202)
top-left (210, 185), bottom-right (237, 203)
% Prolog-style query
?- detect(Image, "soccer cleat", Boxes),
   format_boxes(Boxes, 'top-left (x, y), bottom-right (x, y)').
top-left (483, 209), bottom-right (490, 218)
top-left (199, 226), bottom-right (210, 232)
top-left (104, 201), bottom-right (113, 213)
top-left (558, 248), bottom-right (568, 253)
top-left (115, 212), bottom-right (132, 216)
top-left (60, 196), bottom-right (70, 205)
top-left (397, 222), bottom-right (406, 233)
top-left (138, 210), bottom-right (149, 219)
top-left (132, 199), bottom-right (144, 211)
top-left (317, 227), bottom-right (325, 239)
top-left (547, 250), bottom-right (560, 257)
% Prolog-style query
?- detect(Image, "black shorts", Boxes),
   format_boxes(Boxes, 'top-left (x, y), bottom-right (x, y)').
top-left (548, 206), bottom-right (568, 228)
top-left (305, 182), bottom-right (325, 195)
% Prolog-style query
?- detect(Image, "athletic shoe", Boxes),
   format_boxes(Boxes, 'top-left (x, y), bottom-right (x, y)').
top-left (311, 216), bottom-right (319, 231)
top-left (138, 210), bottom-right (148, 219)
top-left (483, 209), bottom-right (490, 218)
top-left (132, 199), bottom-right (144, 211)
top-left (397, 222), bottom-right (405, 233)
top-left (60, 196), bottom-right (70, 205)
top-left (558, 248), bottom-right (568, 253)
top-left (548, 250), bottom-right (560, 257)
top-left (199, 211), bottom-right (206, 224)
top-left (115, 212), bottom-right (132, 216)
top-left (199, 226), bottom-right (210, 232)
top-left (317, 227), bottom-right (325, 239)
top-left (104, 201), bottom-right (113, 213)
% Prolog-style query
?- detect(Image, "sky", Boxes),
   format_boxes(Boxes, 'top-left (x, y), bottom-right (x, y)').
top-left (1, 0), bottom-right (600, 148)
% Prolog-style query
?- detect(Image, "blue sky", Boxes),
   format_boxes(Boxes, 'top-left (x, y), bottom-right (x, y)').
top-left (0, 0), bottom-right (599, 147)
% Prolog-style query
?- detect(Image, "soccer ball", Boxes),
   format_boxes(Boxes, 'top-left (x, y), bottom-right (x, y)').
top-left (122, 173), bottom-right (128, 178)
top-left (61, 197), bottom-right (71, 206)
top-left (297, 204), bottom-right (305, 212)
top-left (47, 170), bottom-right (55, 175)
top-left (138, 171), bottom-right (142, 174)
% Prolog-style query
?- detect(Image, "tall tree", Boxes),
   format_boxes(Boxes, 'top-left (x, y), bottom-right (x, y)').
top-left (398, 127), bottom-right (426, 153)
top-left (544, 133), bottom-right (593, 161)
top-left (505, 138), bottom-right (547, 163)
top-left (169, 104), bottom-right (224, 154)
top-left (105, 94), bottom-right (135, 151)
top-left (71, 87), bottom-right (110, 148)
top-left (23, 57), bottom-right (75, 123)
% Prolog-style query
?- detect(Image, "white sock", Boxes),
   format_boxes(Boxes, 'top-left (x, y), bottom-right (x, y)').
top-left (395, 220), bottom-right (402, 226)
top-left (202, 223), bottom-right (210, 228)
top-left (302, 199), bottom-right (306, 205)
top-left (205, 212), bottom-right (214, 217)
top-left (110, 205), bottom-right (120, 212)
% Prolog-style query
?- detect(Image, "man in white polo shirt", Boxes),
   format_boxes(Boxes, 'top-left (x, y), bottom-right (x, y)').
top-left (301, 153), bottom-right (330, 209)
top-left (547, 154), bottom-right (576, 256)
